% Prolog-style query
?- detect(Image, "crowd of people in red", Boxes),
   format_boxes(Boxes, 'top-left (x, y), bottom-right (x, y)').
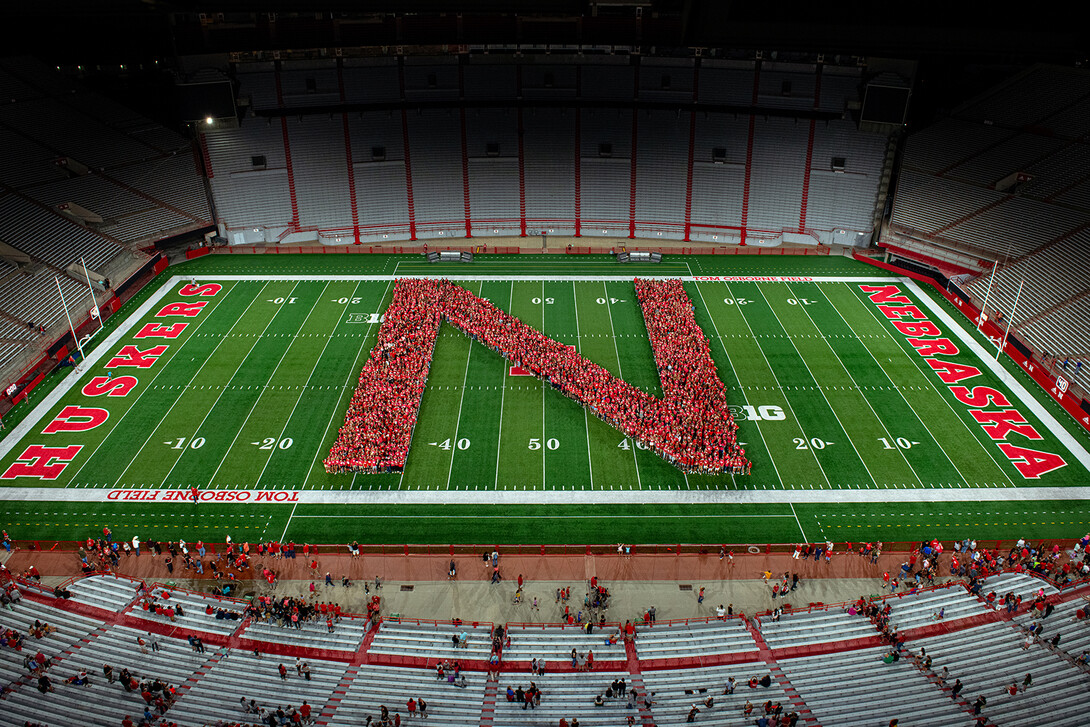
top-left (325, 278), bottom-right (748, 475)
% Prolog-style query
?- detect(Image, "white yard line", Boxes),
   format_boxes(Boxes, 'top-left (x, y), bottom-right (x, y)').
top-left (444, 282), bottom-right (480, 491)
top-left (817, 283), bottom-right (972, 487)
top-left (5, 485), bottom-right (1090, 505)
top-left (493, 280), bottom-right (513, 490)
top-left (690, 282), bottom-right (784, 490)
top-left (206, 282), bottom-right (330, 487)
top-left (722, 281), bottom-right (831, 488)
top-left (57, 282), bottom-right (239, 487)
top-left (783, 281), bottom-right (924, 487)
top-left (906, 279), bottom-right (1090, 473)
top-left (0, 279), bottom-right (182, 461)
top-left (301, 280), bottom-right (395, 488)
top-left (182, 274), bottom-right (900, 284)
top-left (849, 284), bottom-right (1017, 484)
top-left (279, 501), bottom-right (299, 541)
top-left (572, 281), bottom-right (595, 490)
top-left (602, 281), bottom-right (642, 490)
top-left (540, 281), bottom-right (547, 490)
top-left (154, 281), bottom-right (302, 488)
top-left (112, 282), bottom-right (275, 487)
top-left (790, 503), bottom-right (809, 542)
top-left (753, 283), bottom-right (880, 488)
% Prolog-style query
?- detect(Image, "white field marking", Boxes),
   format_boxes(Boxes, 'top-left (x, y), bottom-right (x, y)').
top-left (722, 281), bottom-right (830, 487)
top-left (55, 282), bottom-right (239, 487)
top-left (602, 280), bottom-right (642, 490)
top-left (444, 281), bottom-right (481, 491)
top-left (301, 279), bottom-right (395, 488)
top-left (493, 280), bottom-right (514, 490)
top-left (5, 485), bottom-right (1090, 505)
top-left (690, 282), bottom-right (777, 490)
top-left (572, 280), bottom-right (595, 490)
top-left (292, 513), bottom-right (800, 519)
top-left (815, 283), bottom-right (971, 486)
top-left (207, 282), bottom-right (331, 487)
top-left (154, 281), bottom-right (301, 488)
top-left (181, 274), bottom-right (899, 284)
top-left (112, 282), bottom-right (275, 488)
top-left (790, 503), bottom-right (809, 542)
top-left (847, 282), bottom-right (1014, 484)
top-left (279, 501), bottom-right (298, 542)
top-left (783, 281), bottom-right (924, 486)
top-left (251, 284), bottom-right (361, 489)
top-left (906, 279), bottom-right (1090, 473)
top-left (540, 281), bottom-right (546, 490)
top-left (0, 278), bottom-right (195, 461)
top-left (752, 282), bottom-right (880, 488)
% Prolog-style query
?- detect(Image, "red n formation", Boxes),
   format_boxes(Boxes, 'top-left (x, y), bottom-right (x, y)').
top-left (325, 279), bottom-right (747, 476)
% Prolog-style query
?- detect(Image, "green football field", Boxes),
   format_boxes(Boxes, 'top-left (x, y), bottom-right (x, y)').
top-left (2, 253), bottom-right (1090, 546)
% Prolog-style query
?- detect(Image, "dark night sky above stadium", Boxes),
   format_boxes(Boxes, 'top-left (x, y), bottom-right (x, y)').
top-left (1, 0), bottom-right (1080, 62)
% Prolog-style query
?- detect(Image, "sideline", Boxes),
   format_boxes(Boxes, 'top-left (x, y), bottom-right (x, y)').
top-left (2, 485), bottom-right (1090, 505)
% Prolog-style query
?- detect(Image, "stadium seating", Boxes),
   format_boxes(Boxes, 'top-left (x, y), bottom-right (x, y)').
top-left (3, 570), bottom-right (1086, 727)
top-left (633, 618), bottom-right (759, 661)
top-left (778, 646), bottom-right (976, 726)
top-left (502, 623), bottom-right (627, 664)
top-left (327, 664), bottom-right (488, 727)
top-left (908, 622), bottom-right (1090, 727)
top-left (366, 620), bottom-right (494, 662)
top-left (202, 55), bottom-right (887, 246)
top-left (639, 661), bottom-right (793, 726)
top-left (492, 670), bottom-right (637, 726)
top-left (757, 606), bottom-right (880, 650)
top-left (128, 585), bottom-right (246, 636)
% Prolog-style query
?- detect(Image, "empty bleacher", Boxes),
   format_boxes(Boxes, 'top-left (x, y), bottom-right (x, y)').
top-left (327, 664), bottom-right (487, 727)
top-left (634, 618), bottom-right (759, 662)
top-left (758, 606), bottom-right (879, 650)
top-left (367, 620), bottom-right (493, 663)
top-left (64, 573), bottom-right (141, 612)
top-left (170, 648), bottom-right (348, 726)
top-left (502, 623), bottom-right (627, 665)
top-left (910, 621), bottom-right (1090, 727)
top-left (779, 646), bottom-right (975, 727)
top-left (493, 670), bottom-right (636, 727)
top-left (641, 662), bottom-right (793, 727)
top-left (199, 54), bottom-right (887, 246)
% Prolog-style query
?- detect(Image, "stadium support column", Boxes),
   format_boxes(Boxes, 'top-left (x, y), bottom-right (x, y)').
top-left (739, 59), bottom-right (761, 246)
top-left (397, 56), bottom-right (418, 242)
top-left (274, 60), bottom-right (300, 231)
top-left (338, 58), bottom-right (361, 244)
top-left (517, 64), bottom-right (527, 238)
top-left (628, 57), bottom-right (639, 240)
top-left (798, 62), bottom-right (822, 234)
top-left (458, 58), bottom-right (473, 239)
top-left (683, 60), bottom-right (700, 243)
top-left (574, 65), bottom-right (582, 238)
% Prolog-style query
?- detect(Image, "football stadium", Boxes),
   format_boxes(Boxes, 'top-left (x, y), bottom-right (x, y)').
top-left (0, 3), bottom-right (1088, 726)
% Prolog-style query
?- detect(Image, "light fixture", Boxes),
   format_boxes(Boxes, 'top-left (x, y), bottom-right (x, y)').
top-left (205, 117), bottom-right (214, 125)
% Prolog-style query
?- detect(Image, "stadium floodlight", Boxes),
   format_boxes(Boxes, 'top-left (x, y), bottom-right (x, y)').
top-left (205, 116), bottom-right (214, 125)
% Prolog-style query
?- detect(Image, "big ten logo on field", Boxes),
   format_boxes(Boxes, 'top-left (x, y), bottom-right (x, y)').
top-left (346, 313), bottom-right (384, 324)
top-left (728, 405), bottom-right (786, 422)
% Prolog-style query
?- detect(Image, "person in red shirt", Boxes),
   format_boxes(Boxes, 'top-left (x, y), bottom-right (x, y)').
top-left (300, 702), bottom-right (311, 721)
top-left (122, 717), bottom-right (134, 727)
top-left (407, 697), bottom-right (417, 716)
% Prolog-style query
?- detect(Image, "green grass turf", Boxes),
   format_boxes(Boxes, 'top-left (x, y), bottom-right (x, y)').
top-left (3, 253), bottom-right (1090, 545)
